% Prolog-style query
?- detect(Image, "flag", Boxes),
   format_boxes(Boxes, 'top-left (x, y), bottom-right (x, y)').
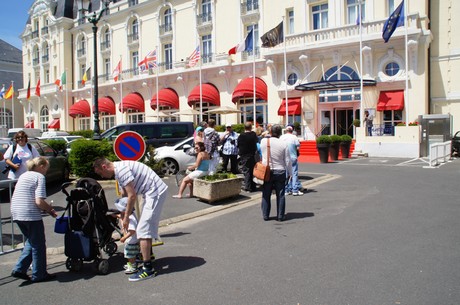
top-left (113, 60), bottom-right (122, 82)
top-left (382, 0), bottom-right (404, 43)
top-left (4, 84), bottom-right (13, 99)
top-left (35, 79), bottom-right (40, 97)
top-left (54, 71), bottom-right (66, 89)
top-left (26, 80), bottom-right (30, 99)
top-left (187, 46), bottom-right (200, 67)
top-left (82, 67), bottom-right (91, 85)
top-left (138, 50), bottom-right (157, 71)
top-left (261, 21), bottom-right (284, 48)
top-left (228, 28), bottom-right (253, 55)
top-left (0, 85), bottom-right (4, 99)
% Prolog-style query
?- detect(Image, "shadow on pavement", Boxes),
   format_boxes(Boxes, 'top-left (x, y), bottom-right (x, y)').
top-left (154, 256), bottom-right (206, 276)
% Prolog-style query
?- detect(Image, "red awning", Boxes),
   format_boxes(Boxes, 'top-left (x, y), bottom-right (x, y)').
top-left (120, 92), bottom-right (145, 112)
top-left (277, 98), bottom-right (301, 115)
top-left (150, 88), bottom-right (179, 110)
top-left (24, 121), bottom-right (34, 128)
top-left (98, 96), bottom-right (116, 114)
top-left (232, 77), bottom-right (268, 103)
top-left (69, 99), bottom-right (91, 118)
top-left (187, 84), bottom-right (220, 106)
top-left (48, 118), bottom-right (60, 129)
top-left (377, 90), bottom-right (405, 111)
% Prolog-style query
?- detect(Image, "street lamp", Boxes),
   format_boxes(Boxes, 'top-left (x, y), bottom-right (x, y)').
top-left (78, 0), bottom-right (111, 140)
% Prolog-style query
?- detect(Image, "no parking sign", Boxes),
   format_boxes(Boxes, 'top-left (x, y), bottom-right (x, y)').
top-left (113, 131), bottom-right (146, 161)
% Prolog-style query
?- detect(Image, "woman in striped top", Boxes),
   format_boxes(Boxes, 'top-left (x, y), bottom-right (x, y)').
top-left (10, 157), bottom-right (57, 283)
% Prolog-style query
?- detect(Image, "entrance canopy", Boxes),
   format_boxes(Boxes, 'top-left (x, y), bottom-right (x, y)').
top-left (295, 79), bottom-right (377, 91)
top-left (188, 84), bottom-right (220, 107)
top-left (377, 90), bottom-right (404, 111)
top-left (150, 88), bottom-right (179, 110)
top-left (278, 98), bottom-right (301, 116)
top-left (232, 77), bottom-right (268, 103)
top-left (69, 99), bottom-right (91, 118)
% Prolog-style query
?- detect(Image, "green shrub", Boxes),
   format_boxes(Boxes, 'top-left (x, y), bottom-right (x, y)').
top-left (68, 139), bottom-right (116, 178)
top-left (316, 135), bottom-right (331, 144)
top-left (69, 130), bottom-right (94, 138)
top-left (341, 134), bottom-right (353, 143)
top-left (353, 119), bottom-right (360, 127)
top-left (42, 139), bottom-right (67, 152)
top-left (202, 172), bottom-right (237, 181)
top-left (142, 145), bottom-right (164, 176)
top-left (330, 135), bottom-right (342, 143)
top-left (232, 123), bottom-right (245, 134)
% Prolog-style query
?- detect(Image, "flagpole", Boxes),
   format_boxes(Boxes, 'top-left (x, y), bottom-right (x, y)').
top-left (119, 55), bottom-right (123, 124)
top-left (156, 46), bottom-right (159, 122)
top-left (11, 81), bottom-right (15, 128)
top-left (359, 0), bottom-right (364, 128)
top-left (199, 44), bottom-right (203, 122)
top-left (404, 0), bottom-right (409, 126)
top-left (65, 69), bottom-right (68, 131)
top-left (252, 23), bottom-right (256, 125)
top-left (282, 18), bottom-right (288, 125)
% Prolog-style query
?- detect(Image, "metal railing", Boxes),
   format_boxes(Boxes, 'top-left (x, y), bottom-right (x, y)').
top-left (369, 124), bottom-right (395, 136)
top-left (241, 0), bottom-right (259, 15)
top-left (159, 23), bottom-right (173, 35)
top-left (197, 13), bottom-right (212, 26)
top-left (428, 141), bottom-right (452, 167)
top-left (0, 179), bottom-right (23, 255)
top-left (127, 33), bottom-right (139, 43)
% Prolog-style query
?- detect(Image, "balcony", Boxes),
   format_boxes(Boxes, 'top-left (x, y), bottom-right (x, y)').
top-left (197, 13), bottom-right (212, 35)
top-left (127, 33), bottom-right (139, 46)
top-left (41, 54), bottom-right (49, 63)
top-left (78, 17), bottom-right (86, 25)
top-left (41, 26), bottom-right (49, 36)
top-left (100, 40), bottom-right (111, 54)
top-left (33, 58), bottom-right (40, 66)
top-left (242, 47), bottom-right (260, 61)
top-left (77, 48), bottom-right (86, 58)
top-left (241, 0), bottom-right (259, 24)
top-left (128, 0), bottom-right (138, 7)
top-left (157, 61), bottom-right (173, 73)
top-left (31, 30), bottom-right (39, 39)
top-left (201, 53), bottom-right (214, 64)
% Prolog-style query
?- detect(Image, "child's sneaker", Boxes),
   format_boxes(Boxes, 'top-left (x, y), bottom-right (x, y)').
top-left (152, 239), bottom-right (164, 247)
top-left (124, 262), bottom-right (138, 275)
top-left (128, 267), bottom-right (156, 282)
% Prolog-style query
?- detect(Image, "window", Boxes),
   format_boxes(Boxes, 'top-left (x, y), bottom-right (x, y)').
top-left (40, 106), bottom-right (49, 132)
top-left (287, 73), bottom-right (298, 85)
top-left (102, 116), bottom-right (115, 130)
top-left (129, 19), bottom-right (139, 42)
top-left (319, 65), bottom-right (360, 102)
top-left (0, 109), bottom-right (12, 129)
top-left (33, 47), bottom-right (40, 65)
top-left (288, 9), bottom-right (294, 34)
top-left (238, 98), bottom-right (268, 128)
top-left (80, 64), bottom-right (86, 81)
top-left (384, 62), bottom-right (400, 77)
top-left (104, 58), bottom-right (111, 80)
top-left (202, 0), bottom-right (211, 21)
top-left (102, 28), bottom-right (110, 49)
top-left (202, 34), bottom-right (212, 63)
top-left (312, 3), bottom-right (328, 30)
top-left (383, 110), bottom-right (403, 133)
top-left (128, 112), bottom-right (144, 123)
top-left (347, 0), bottom-right (365, 24)
top-left (246, 24), bottom-right (258, 56)
top-left (42, 43), bottom-right (49, 62)
top-left (132, 51), bottom-right (139, 75)
top-left (164, 43), bottom-right (172, 70)
top-left (45, 69), bottom-right (50, 83)
top-left (164, 8), bottom-right (172, 31)
top-left (79, 118), bottom-right (90, 131)
top-left (78, 37), bottom-right (86, 57)
top-left (388, 0), bottom-right (395, 13)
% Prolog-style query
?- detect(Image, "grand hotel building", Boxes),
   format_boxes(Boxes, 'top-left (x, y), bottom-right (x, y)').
top-left (12, 0), bottom-right (460, 157)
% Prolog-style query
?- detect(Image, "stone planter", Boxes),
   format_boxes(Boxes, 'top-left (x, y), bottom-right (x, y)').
top-left (193, 177), bottom-right (243, 203)
top-left (316, 143), bottom-right (330, 163)
top-left (340, 142), bottom-right (351, 158)
top-left (329, 142), bottom-right (340, 161)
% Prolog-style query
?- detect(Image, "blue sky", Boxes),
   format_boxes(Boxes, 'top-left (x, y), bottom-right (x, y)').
top-left (0, 0), bottom-right (35, 49)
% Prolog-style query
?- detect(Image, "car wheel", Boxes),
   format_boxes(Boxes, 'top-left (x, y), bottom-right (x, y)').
top-left (161, 158), bottom-right (179, 175)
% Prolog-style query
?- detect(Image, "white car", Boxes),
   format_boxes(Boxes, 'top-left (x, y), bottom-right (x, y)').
top-left (154, 137), bottom-right (196, 175)
top-left (39, 135), bottom-right (84, 143)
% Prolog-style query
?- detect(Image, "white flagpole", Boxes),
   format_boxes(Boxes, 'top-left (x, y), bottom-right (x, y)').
top-left (156, 47), bottom-right (159, 122)
top-left (119, 55), bottom-right (123, 124)
top-left (359, 0), bottom-right (364, 127)
top-left (199, 44), bottom-right (203, 123)
top-left (11, 81), bottom-right (15, 128)
top-left (282, 19), bottom-right (288, 125)
top-left (65, 69), bottom-right (68, 131)
top-left (404, 0), bottom-right (409, 126)
top-left (252, 24), bottom-right (256, 125)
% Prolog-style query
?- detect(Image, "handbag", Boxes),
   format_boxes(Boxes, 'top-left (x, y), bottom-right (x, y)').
top-left (253, 138), bottom-right (271, 182)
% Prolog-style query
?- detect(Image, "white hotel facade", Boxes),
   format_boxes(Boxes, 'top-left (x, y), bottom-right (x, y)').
top-left (15, 0), bottom-right (460, 157)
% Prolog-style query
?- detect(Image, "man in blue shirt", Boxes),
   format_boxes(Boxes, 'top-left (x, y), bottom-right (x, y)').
top-left (220, 124), bottom-right (239, 174)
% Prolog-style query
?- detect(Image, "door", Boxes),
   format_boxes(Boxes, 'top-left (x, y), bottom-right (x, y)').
top-left (335, 109), bottom-right (354, 136)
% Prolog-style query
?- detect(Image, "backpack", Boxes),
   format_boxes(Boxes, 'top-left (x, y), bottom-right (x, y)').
top-left (204, 130), bottom-right (220, 155)
top-left (11, 143), bottom-right (33, 156)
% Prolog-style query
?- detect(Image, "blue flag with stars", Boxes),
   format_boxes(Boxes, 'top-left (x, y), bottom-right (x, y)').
top-left (382, 0), bottom-right (405, 43)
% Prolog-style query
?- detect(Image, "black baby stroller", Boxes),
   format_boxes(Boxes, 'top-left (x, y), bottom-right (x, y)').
top-left (59, 178), bottom-right (121, 275)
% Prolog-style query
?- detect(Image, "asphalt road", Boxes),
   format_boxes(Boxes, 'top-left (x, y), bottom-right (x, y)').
top-left (0, 157), bottom-right (459, 305)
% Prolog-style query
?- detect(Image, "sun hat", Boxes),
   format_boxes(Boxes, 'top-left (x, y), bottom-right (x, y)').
top-left (196, 126), bottom-right (203, 132)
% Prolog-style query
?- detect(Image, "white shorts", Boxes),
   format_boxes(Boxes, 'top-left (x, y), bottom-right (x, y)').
top-left (188, 170), bottom-right (208, 179)
top-left (136, 189), bottom-right (168, 240)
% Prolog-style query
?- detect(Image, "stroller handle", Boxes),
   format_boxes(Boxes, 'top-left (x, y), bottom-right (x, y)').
top-left (61, 181), bottom-right (73, 197)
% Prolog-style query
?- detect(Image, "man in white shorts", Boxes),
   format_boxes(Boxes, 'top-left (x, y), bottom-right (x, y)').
top-left (93, 157), bottom-right (168, 282)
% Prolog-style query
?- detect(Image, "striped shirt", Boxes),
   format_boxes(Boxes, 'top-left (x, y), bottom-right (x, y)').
top-left (114, 161), bottom-right (167, 198)
top-left (10, 171), bottom-right (47, 221)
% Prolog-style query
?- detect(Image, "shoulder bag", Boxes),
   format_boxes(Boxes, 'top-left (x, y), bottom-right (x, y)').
top-left (253, 138), bottom-right (271, 182)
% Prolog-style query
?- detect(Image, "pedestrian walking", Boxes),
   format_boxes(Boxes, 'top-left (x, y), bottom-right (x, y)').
top-left (3, 131), bottom-right (40, 179)
top-left (220, 124), bottom-right (239, 174)
top-left (280, 126), bottom-right (303, 196)
top-left (237, 122), bottom-right (258, 192)
top-left (203, 119), bottom-right (220, 175)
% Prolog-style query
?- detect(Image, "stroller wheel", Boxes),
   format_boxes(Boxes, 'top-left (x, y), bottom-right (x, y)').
top-left (66, 258), bottom-right (83, 272)
top-left (104, 242), bottom-right (118, 256)
top-left (97, 259), bottom-right (109, 275)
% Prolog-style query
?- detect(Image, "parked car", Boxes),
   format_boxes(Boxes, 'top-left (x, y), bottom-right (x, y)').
top-left (39, 135), bottom-right (84, 143)
top-left (153, 137), bottom-right (196, 175)
top-left (0, 138), bottom-right (70, 185)
top-left (452, 131), bottom-right (460, 156)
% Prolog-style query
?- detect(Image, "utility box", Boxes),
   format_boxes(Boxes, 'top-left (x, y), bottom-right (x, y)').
top-left (419, 114), bottom-right (452, 157)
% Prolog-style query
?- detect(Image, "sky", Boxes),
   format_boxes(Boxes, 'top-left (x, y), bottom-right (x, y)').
top-left (0, 0), bottom-right (35, 49)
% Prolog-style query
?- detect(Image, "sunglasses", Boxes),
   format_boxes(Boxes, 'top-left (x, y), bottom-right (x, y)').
top-left (15, 137), bottom-right (26, 140)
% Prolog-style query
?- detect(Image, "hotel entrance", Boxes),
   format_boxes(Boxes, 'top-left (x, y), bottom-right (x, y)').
top-left (334, 108), bottom-right (357, 137)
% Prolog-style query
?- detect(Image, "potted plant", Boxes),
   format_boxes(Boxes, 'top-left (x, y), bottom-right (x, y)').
top-left (316, 135), bottom-right (331, 163)
top-left (340, 134), bottom-right (353, 158)
top-left (329, 135), bottom-right (342, 161)
top-left (193, 173), bottom-right (243, 203)
top-left (353, 119), bottom-right (360, 127)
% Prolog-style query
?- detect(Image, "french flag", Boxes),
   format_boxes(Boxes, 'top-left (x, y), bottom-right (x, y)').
top-left (228, 28), bottom-right (253, 55)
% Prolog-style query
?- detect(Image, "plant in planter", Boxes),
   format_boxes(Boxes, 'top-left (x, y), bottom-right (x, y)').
top-left (193, 173), bottom-right (243, 203)
top-left (329, 135), bottom-right (342, 161)
top-left (340, 134), bottom-right (353, 158)
top-left (353, 119), bottom-right (360, 127)
top-left (316, 135), bottom-right (331, 163)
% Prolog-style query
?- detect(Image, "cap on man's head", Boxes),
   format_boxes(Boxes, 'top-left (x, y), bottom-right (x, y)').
top-left (226, 124), bottom-right (232, 128)
top-left (286, 126), bottom-right (293, 132)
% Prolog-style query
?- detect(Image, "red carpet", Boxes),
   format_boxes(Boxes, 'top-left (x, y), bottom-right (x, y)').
top-left (298, 140), bottom-right (355, 163)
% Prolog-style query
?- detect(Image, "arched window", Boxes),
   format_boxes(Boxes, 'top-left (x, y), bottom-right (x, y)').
top-left (164, 8), bottom-right (172, 31)
top-left (78, 36), bottom-right (86, 57)
top-left (40, 105), bottom-right (49, 132)
top-left (202, 0), bottom-right (211, 21)
top-left (0, 108), bottom-right (12, 129)
top-left (319, 65), bottom-right (360, 102)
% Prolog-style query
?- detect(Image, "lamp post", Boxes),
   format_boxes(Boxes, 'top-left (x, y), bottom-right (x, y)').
top-left (79, 0), bottom-right (111, 140)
